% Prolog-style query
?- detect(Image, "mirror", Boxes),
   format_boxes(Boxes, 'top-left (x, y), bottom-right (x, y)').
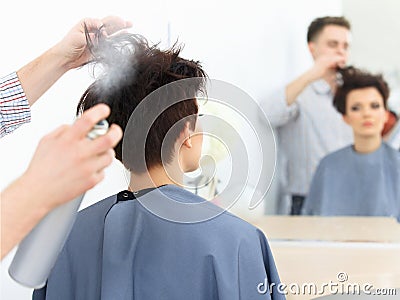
top-left (189, 0), bottom-right (400, 221)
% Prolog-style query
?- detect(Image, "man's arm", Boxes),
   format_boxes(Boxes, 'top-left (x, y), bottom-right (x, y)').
top-left (1, 104), bottom-right (122, 259)
top-left (285, 69), bottom-right (316, 106)
top-left (285, 54), bottom-right (346, 106)
top-left (0, 72), bottom-right (31, 138)
top-left (260, 54), bottom-right (346, 127)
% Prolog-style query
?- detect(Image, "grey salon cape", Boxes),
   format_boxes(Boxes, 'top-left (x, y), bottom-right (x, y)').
top-left (33, 185), bottom-right (285, 300)
top-left (302, 143), bottom-right (400, 220)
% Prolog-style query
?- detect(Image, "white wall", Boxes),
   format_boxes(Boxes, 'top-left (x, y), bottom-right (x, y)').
top-left (1, 0), bottom-right (342, 298)
top-left (343, 0), bottom-right (400, 73)
top-left (343, 0), bottom-right (400, 114)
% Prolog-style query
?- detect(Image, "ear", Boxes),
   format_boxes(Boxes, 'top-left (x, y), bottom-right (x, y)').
top-left (342, 114), bottom-right (351, 125)
top-left (383, 110), bottom-right (389, 124)
top-left (182, 122), bottom-right (192, 149)
top-left (308, 42), bottom-right (315, 56)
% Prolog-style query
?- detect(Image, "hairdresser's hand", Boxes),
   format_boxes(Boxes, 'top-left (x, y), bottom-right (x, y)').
top-left (307, 54), bottom-right (346, 82)
top-left (16, 16), bottom-right (132, 107)
top-left (55, 16), bottom-right (133, 70)
top-left (1, 104), bottom-right (122, 258)
top-left (21, 104), bottom-right (122, 209)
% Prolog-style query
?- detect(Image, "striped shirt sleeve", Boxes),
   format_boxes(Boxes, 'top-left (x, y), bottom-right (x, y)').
top-left (0, 72), bottom-right (31, 138)
top-left (259, 87), bottom-right (299, 128)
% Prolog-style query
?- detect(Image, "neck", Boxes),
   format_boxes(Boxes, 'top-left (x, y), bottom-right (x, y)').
top-left (353, 134), bottom-right (382, 154)
top-left (128, 164), bottom-right (183, 192)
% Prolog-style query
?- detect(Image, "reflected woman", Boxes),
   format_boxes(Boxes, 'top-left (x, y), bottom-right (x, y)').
top-left (302, 67), bottom-right (400, 220)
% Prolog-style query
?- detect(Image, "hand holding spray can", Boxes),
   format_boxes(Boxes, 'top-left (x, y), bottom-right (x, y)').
top-left (9, 120), bottom-right (109, 288)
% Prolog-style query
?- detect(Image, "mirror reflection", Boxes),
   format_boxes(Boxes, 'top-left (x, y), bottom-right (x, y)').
top-left (192, 6), bottom-right (400, 222)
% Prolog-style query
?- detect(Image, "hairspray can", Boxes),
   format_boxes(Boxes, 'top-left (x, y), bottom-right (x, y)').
top-left (9, 120), bottom-right (109, 288)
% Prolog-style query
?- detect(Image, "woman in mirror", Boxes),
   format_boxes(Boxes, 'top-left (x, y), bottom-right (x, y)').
top-left (302, 67), bottom-right (400, 220)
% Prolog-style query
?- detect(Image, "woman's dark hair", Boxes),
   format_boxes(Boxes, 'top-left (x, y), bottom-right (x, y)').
top-left (333, 66), bottom-right (389, 115)
top-left (77, 24), bottom-right (207, 173)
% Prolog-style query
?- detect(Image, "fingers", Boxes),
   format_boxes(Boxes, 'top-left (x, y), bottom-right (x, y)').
top-left (71, 104), bottom-right (111, 139)
top-left (95, 149), bottom-right (115, 171)
top-left (79, 18), bottom-right (104, 33)
top-left (319, 56), bottom-right (345, 71)
top-left (44, 124), bottom-right (70, 139)
top-left (101, 15), bottom-right (132, 35)
top-left (82, 149), bottom-right (114, 190)
top-left (79, 128), bottom-right (120, 191)
top-left (332, 55), bottom-right (346, 66)
top-left (87, 124), bottom-right (123, 154)
top-left (336, 58), bottom-right (346, 69)
top-left (78, 16), bottom-right (132, 37)
top-left (85, 170), bottom-right (106, 190)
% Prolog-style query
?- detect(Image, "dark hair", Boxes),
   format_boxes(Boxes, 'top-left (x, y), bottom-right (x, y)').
top-left (307, 16), bottom-right (351, 42)
top-left (77, 25), bottom-right (207, 173)
top-left (333, 66), bottom-right (390, 115)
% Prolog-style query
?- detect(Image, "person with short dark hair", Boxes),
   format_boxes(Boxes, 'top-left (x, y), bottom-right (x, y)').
top-left (260, 16), bottom-right (354, 215)
top-left (302, 67), bottom-right (400, 219)
top-left (33, 30), bottom-right (285, 300)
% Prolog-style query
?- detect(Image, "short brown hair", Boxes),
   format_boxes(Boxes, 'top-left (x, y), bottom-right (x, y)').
top-left (333, 66), bottom-right (390, 115)
top-left (77, 28), bottom-right (207, 173)
top-left (307, 16), bottom-right (351, 42)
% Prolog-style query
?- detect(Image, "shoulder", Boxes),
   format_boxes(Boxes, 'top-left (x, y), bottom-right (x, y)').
top-left (165, 186), bottom-right (266, 240)
top-left (78, 194), bottom-right (117, 217)
top-left (319, 145), bottom-right (352, 166)
top-left (205, 209), bottom-right (268, 245)
top-left (72, 194), bottom-right (117, 230)
top-left (383, 143), bottom-right (400, 161)
top-left (61, 194), bottom-right (118, 253)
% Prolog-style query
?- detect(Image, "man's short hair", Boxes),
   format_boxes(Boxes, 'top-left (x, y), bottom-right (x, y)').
top-left (77, 28), bottom-right (207, 173)
top-left (307, 16), bottom-right (351, 42)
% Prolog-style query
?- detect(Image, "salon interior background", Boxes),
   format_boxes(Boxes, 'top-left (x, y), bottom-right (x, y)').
top-left (1, 0), bottom-right (400, 298)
